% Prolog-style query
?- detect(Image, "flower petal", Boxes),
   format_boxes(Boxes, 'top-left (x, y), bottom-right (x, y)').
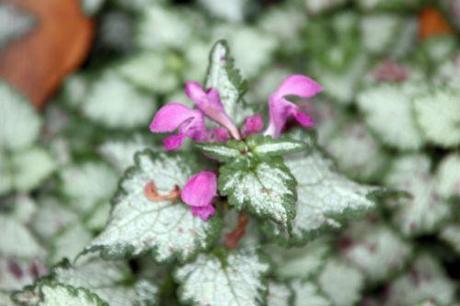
top-left (181, 171), bottom-right (217, 208)
top-left (190, 205), bottom-right (216, 221)
top-left (185, 81), bottom-right (240, 140)
top-left (163, 134), bottom-right (186, 151)
top-left (266, 75), bottom-right (322, 137)
top-left (293, 110), bottom-right (314, 127)
top-left (149, 103), bottom-right (202, 133)
top-left (241, 114), bottom-right (264, 137)
top-left (271, 74), bottom-right (323, 101)
top-left (209, 128), bottom-right (230, 142)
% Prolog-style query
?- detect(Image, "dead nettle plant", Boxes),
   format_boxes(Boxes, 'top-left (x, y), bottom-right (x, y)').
top-left (13, 41), bottom-right (384, 306)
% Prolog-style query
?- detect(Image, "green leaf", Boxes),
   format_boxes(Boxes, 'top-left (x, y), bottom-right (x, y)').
top-left (196, 141), bottom-right (243, 163)
top-left (323, 121), bottom-right (388, 181)
top-left (440, 224), bottom-right (460, 255)
top-left (0, 214), bottom-right (45, 259)
top-left (205, 40), bottom-right (250, 123)
top-left (267, 281), bottom-right (292, 306)
top-left (355, 0), bottom-right (422, 11)
top-left (318, 259), bottom-right (364, 306)
top-left (0, 75), bottom-right (41, 152)
top-left (81, 72), bottom-right (156, 129)
top-left (342, 221), bottom-right (413, 282)
top-left (137, 4), bottom-right (193, 51)
top-left (14, 281), bottom-right (109, 306)
top-left (197, 136), bottom-right (306, 163)
top-left (14, 257), bottom-right (158, 306)
top-left (98, 135), bottom-right (157, 174)
top-left (219, 157), bottom-right (297, 228)
top-left (30, 197), bottom-right (79, 241)
top-left (247, 135), bottom-right (307, 158)
top-left (211, 26), bottom-right (277, 79)
top-left (10, 147), bottom-right (56, 193)
top-left (291, 280), bottom-right (332, 306)
top-left (386, 254), bottom-right (456, 306)
top-left (0, 146), bottom-right (56, 195)
top-left (85, 150), bottom-right (222, 262)
top-left (384, 155), bottom-right (451, 236)
top-left (268, 238), bottom-right (331, 280)
top-left (49, 223), bottom-right (92, 264)
top-left (175, 249), bottom-right (270, 306)
top-left (59, 161), bottom-right (118, 215)
top-left (360, 14), bottom-right (401, 54)
top-left (269, 149), bottom-right (379, 244)
top-left (413, 88), bottom-right (460, 148)
top-left (52, 258), bottom-right (158, 306)
top-left (117, 52), bottom-right (180, 94)
top-left (313, 54), bottom-right (368, 104)
top-left (0, 291), bottom-right (15, 306)
top-left (357, 82), bottom-right (425, 150)
top-left (435, 153), bottom-right (460, 199)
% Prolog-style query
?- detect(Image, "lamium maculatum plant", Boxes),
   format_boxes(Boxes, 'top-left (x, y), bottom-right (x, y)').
top-left (12, 41), bottom-right (383, 306)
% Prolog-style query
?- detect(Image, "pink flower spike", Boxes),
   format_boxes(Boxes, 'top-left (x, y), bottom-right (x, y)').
top-left (181, 171), bottom-right (217, 208)
top-left (191, 205), bottom-right (216, 221)
top-left (266, 75), bottom-right (322, 137)
top-left (163, 134), bottom-right (186, 151)
top-left (184, 81), bottom-right (240, 140)
top-left (241, 114), bottom-right (264, 137)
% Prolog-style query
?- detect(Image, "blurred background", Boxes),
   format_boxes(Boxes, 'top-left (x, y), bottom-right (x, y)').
top-left (1, 0), bottom-right (460, 305)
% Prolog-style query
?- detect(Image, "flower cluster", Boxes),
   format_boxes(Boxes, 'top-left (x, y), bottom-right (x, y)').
top-left (149, 75), bottom-right (322, 220)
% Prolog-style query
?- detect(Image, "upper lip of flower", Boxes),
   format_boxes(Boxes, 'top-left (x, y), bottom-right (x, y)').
top-left (184, 80), bottom-right (241, 140)
top-left (265, 74), bottom-right (323, 137)
top-left (149, 74), bottom-right (322, 151)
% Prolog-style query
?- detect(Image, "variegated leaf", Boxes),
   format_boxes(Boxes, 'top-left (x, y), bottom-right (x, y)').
top-left (175, 249), bottom-right (270, 306)
top-left (357, 82), bottom-right (425, 150)
top-left (435, 153), bottom-right (460, 199)
top-left (14, 281), bottom-right (108, 306)
top-left (82, 72), bottom-right (156, 129)
top-left (219, 158), bottom-right (297, 228)
top-left (267, 281), bottom-right (292, 306)
top-left (384, 155), bottom-right (450, 236)
top-left (86, 151), bottom-right (221, 262)
top-left (413, 88), bottom-right (460, 147)
top-left (319, 259), bottom-right (364, 306)
top-left (341, 221), bottom-right (412, 282)
top-left (205, 40), bottom-right (250, 123)
top-left (385, 255), bottom-right (456, 306)
top-left (268, 150), bottom-right (378, 244)
top-left (0, 81), bottom-right (41, 149)
top-left (291, 280), bottom-right (332, 306)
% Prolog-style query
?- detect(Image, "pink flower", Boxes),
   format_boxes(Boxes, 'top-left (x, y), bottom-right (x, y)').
top-left (185, 81), bottom-right (240, 140)
top-left (208, 127), bottom-right (230, 142)
top-left (149, 81), bottom-right (241, 150)
top-left (265, 75), bottom-right (322, 137)
top-left (241, 114), bottom-right (264, 137)
top-left (181, 171), bottom-right (217, 221)
top-left (149, 103), bottom-right (207, 151)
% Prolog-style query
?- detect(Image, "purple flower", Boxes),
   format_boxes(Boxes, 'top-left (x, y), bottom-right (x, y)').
top-left (265, 75), bottom-right (322, 137)
top-left (184, 81), bottom-right (240, 140)
top-left (241, 114), bottom-right (264, 137)
top-left (181, 171), bottom-right (217, 221)
top-left (149, 103), bottom-right (207, 151)
top-left (149, 81), bottom-right (241, 150)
